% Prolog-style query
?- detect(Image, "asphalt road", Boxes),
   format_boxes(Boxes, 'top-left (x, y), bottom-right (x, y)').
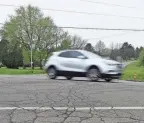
top-left (0, 75), bottom-right (144, 123)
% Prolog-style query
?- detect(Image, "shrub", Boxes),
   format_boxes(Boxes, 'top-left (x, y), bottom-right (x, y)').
top-left (2, 49), bottom-right (23, 69)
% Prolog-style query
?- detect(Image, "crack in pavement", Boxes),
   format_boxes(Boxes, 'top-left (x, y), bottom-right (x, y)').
top-left (0, 107), bottom-right (144, 123)
top-left (0, 76), bottom-right (144, 122)
top-left (9, 109), bottom-right (16, 123)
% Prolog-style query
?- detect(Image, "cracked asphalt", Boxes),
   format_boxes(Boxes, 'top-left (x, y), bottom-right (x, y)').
top-left (0, 75), bottom-right (144, 123)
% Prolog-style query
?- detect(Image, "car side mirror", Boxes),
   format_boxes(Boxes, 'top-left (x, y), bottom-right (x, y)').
top-left (77, 55), bottom-right (87, 59)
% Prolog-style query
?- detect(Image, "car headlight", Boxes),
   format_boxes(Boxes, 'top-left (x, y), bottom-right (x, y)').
top-left (104, 62), bottom-right (114, 66)
top-left (107, 63), bottom-right (114, 66)
top-left (117, 64), bottom-right (123, 69)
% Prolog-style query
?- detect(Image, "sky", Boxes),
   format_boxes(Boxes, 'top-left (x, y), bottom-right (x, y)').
top-left (0, 0), bottom-right (144, 48)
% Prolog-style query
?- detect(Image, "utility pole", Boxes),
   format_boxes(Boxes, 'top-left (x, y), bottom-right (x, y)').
top-left (30, 46), bottom-right (33, 69)
top-left (30, 41), bottom-right (33, 69)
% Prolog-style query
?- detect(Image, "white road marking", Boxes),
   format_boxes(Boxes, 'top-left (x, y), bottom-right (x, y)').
top-left (0, 107), bottom-right (144, 110)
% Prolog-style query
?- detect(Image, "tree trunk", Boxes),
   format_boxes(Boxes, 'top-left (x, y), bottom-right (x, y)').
top-left (40, 64), bottom-right (43, 70)
top-left (23, 65), bottom-right (26, 69)
top-left (32, 62), bottom-right (34, 69)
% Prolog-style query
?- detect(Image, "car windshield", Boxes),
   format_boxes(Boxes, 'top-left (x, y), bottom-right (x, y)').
top-left (81, 50), bottom-right (102, 59)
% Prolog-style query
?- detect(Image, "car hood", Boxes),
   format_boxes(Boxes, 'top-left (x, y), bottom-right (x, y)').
top-left (102, 59), bottom-right (121, 65)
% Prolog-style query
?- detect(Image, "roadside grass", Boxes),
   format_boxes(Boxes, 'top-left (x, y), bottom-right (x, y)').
top-left (0, 67), bottom-right (46, 75)
top-left (1, 62), bottom-right (144, 82)
top-left (122, 61), bottom-right (144, 81)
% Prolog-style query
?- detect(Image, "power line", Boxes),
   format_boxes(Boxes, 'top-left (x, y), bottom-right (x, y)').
top-left (86, 32), bottom-right (136, 40)
top-left (0, 3), bottom-right (144, 20)
top-left (55, 26), bottom-right (144, 31)
top-left (80, 0), bottom-right (139, 9)
top-left (0, 4), bottom-right (18, 7)
top-left (0, 22), bottom-right (143, 31)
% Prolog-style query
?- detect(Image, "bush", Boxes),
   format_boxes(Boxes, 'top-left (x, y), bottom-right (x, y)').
top-left (139, 49), bottom-right (144, 66)
top-left (2, 49), bottom-right (23, 69)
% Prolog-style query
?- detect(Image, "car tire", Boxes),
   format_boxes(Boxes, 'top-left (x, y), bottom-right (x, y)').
top-left (66, 76), bottom-right (72, 80)
top-left (87, 68), bottom-right (100, 82)
top-left (105, 78), bottom-right (112, 82)
top-left (48, 67), bottom-right (57, 79)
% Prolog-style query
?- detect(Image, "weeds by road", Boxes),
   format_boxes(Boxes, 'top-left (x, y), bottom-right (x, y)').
top-left (122, 61), bottom-right (144, 81)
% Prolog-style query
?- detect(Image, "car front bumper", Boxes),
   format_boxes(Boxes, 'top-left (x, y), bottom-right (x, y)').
top-left (101, 73), bottom-right (122, 79)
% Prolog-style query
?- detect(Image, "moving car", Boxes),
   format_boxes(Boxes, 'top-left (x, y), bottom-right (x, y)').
top-left (44, 50), bottom-right (123, 82)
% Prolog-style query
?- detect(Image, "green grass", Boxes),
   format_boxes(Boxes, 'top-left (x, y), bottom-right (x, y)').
top-left (0, 67), bottom-right (46, 75)
top-left (1, 63), bottom-right (144, 81)
top-left (122, 61), bottom-right (144, 81)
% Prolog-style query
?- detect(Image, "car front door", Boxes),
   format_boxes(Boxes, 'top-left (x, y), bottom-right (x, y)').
top-left (67, 51), bottom-right (87, 72)
top-left (58, 51), bottom-right (73, 71)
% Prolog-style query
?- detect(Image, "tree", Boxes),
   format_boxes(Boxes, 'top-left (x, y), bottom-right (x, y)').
top-left (0, 5), bottom-right (42, 66)
top-left (110, 49), bottom-right (120, 60)
top-left (70, 35), bottom-right (87, 49)
top-left (95, 40), bottom-right (105, 56)
top-left (120, 42), bottom-right (135, 60)
top-left (0, 5), bottom-right (58, 68)
top-left (109, 42), bottom-right (122, 60)
top-left (34, 17), bottom-right (57, 67)
top-left (135, 47), bottom-right (139, 59)
top-left (2, 43), bottom-right (23, 69)
top-left (139, 49), bottom-right (144, 66)
top-left (60, 39), bottom-right (71, 50)
top-left (127, 44), bottom-right (135, 59)
top-left (0, 38), bottom-right (23, 69)
top-left (0, 39), bottom-right (8, 63)
top-left (84, 43), bottom-right (94, 52)
top-left (136, 47), bottom-right (144, 59)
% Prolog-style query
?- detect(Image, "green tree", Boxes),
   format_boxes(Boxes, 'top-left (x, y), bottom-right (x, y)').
top-left (0, 38), bottom-right (23, 68)
top-left (0, 39), bottom-right (8, 63)
top-left (120, 42), bottom-right (135, 60)
top-left (0, 5), bottom-right (57, 69)
top-left (2, 45), bottom-right (23, 69)
top-left (60, 39), bottom-right (71, 49)
top-left (139, 49), bottom-right (144, 66)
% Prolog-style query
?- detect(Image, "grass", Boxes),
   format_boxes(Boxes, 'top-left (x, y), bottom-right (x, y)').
top-left (1, 62), bottom-right (144, 82)
top-left (0, 67), bottom-right (46, 75)
top-left (122, 61), bottom-right (144, 81)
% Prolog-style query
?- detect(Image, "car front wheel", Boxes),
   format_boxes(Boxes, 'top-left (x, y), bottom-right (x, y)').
top-left (87, 68), bottom-right (100, 82)
top-left (48, 67), bottom-right (57, 79)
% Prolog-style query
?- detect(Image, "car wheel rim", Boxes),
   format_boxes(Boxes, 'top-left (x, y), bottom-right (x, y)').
top-left (88, 69), bottom-right (99, 81)
top-left (48, 68), bottom-right (56, 78)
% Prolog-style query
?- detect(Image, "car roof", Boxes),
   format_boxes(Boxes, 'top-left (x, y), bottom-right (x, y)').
top-left (54, 49), bottom-right (84, 53)
top-left (52, 49), bottom-right (84, 56)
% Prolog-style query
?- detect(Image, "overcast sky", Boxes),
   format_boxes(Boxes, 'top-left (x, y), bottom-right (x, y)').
top-left (0, 0), bottom-right (144, 48)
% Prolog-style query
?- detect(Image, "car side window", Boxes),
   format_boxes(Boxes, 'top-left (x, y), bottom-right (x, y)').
top-left (58, 51), bottom-right (71, 58)
top-left (69, 51), bottom-right (85, 58)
